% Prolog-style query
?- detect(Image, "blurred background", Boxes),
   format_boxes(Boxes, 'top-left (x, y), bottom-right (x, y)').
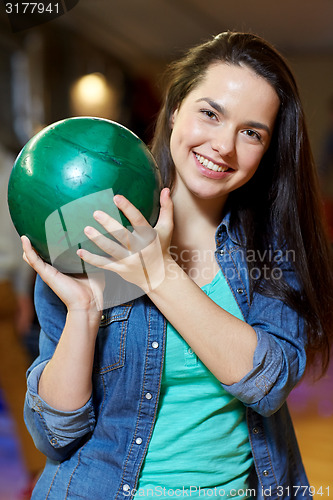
top-left (0, 0), bottom-right (332, 498)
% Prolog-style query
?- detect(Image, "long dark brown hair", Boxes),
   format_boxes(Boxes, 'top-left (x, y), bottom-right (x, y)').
top-left (151, 31), bottom-right (333, 377)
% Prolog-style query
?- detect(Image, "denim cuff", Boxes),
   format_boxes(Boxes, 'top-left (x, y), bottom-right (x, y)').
top-left (26, 361), bottom-right (96, 447)
top-left (220, 327), bottom-right (303, 416)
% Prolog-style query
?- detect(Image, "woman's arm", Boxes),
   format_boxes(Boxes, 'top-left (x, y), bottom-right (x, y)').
top-left (148, 257), bottom-right (257, 385)
top-left (22, 236), bottom-right (104, 411)
top-left (38, 308), bottom-right (100, 410)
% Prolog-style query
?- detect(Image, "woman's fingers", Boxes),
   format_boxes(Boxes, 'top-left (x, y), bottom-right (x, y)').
top-left (93, 210), bottom-right (135, 250)
top-left (83, 226), bottom-right (130, 260)
top-left (77, 248), bottom-right (116, 270)
top-left (21, 235), bottom-right (68, 293)
top-left (156, 188), bottom-right (173, 228)
top-left (155, 188), bottom-right (174, 248)
top-left (112, 195), bottom-right (153, 238)
top-left (89, 196), bottom-right (157, 256)
top-left (22, 235), bottom-right (106, 311)
top-left (77, 236), bottom-right (165, 293)
top-left (21, 235), bottom-right (51, 276)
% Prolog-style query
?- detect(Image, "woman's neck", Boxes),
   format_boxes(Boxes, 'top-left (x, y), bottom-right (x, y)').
top-left (171, 182), bottom-right (228, 247)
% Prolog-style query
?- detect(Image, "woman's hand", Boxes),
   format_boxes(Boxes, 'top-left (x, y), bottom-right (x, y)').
top-left (21, 236), bottom-right (105, 314)
top-left (77, 188), bottom-right (174, 293)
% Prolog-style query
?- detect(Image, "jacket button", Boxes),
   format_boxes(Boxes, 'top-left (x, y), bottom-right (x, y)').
top-left (135, 437), bottom-right (143, 445)
top-left (237, 288), bottom-right (244, 294)
top-left (145, 392), bottom-right (152, 400)
top-left (219, 249), bottom-right (225, 255)
top-left (123, 484), bottom-right (130, 492)
top-left (152, 341), bottom-right (159, 349)
top-left (50, 437), bottom-right (58, 446)
top-left (263, 470), bottom-right (269, 476)
top-left (252, 427), bottom-right (259, 434)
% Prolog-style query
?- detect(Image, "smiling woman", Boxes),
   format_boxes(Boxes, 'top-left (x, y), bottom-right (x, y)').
top-left (169, 63), bottom-right (279, 195)
top-left (21, 32), bottom-right (333, 499)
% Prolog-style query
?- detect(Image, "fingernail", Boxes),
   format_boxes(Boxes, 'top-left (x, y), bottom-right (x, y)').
top-left (94, 211), bottom-right (104, 220)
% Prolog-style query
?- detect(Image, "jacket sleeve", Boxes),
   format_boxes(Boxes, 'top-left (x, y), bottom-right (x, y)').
top-left (24, 276), bottom-right (96, 461)
top-left (221, 268), bottom-right (307, 417)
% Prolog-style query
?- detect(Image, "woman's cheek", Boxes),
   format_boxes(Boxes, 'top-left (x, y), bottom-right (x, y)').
top-left (241, 147), bottom-right (265, 174)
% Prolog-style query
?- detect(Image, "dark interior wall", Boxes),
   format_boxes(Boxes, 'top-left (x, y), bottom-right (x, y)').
top-left (0, 21), bottom-right (162, 154)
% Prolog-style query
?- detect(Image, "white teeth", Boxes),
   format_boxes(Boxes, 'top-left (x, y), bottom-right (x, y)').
top-left (195, 154), bottom-right (229, 172)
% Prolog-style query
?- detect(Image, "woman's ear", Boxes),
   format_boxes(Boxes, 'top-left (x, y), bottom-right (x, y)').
top-left (170, 108), bottom-right (179, 129)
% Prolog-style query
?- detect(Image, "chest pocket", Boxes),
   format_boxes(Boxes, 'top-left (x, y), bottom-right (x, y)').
top-left (93, 303), bottom-right (133, 374)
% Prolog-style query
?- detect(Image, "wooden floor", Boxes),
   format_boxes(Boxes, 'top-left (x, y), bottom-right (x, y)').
top-left (0, 365), bottom-right (332, 499)
top-left (288, 362), bottom-right (333, 499)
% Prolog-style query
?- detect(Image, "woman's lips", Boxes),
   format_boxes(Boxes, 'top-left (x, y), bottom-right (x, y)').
top-left (194, 152), bottom-right (234, 179)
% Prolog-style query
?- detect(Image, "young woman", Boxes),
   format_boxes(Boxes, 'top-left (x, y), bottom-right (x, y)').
top-left (22, 32), bottom-right (333, 499)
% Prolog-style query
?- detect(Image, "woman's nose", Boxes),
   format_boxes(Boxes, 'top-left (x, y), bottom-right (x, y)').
top-left (211, 127), bottom-right (236, 157)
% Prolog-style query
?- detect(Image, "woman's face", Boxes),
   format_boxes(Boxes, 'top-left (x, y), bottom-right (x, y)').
top-left (170, 62), bottom-right (280, 203)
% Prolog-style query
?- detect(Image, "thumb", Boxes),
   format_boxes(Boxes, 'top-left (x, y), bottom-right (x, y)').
top-left (155, 188), bottom-right (174, 240)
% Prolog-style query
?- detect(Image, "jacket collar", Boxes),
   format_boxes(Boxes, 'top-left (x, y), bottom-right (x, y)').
top-left (215, 211), bottom-right (243, 248)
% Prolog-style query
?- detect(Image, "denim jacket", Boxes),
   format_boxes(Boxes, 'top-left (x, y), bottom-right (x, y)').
top-left (25, 213), bottom-right (311, 499)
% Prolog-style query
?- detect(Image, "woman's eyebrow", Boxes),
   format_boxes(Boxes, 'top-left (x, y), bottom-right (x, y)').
top-left (196, 97), bottom-right (225, 115)
top-left (243, 120), bottom-right (271, 136)
top-left (196, 97), bottom-right (271, 136)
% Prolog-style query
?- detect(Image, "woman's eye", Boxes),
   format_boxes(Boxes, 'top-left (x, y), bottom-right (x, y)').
top-left (201, 109), bottom-right (217, 120)
top-left (244, 129), bottom-right (261, 141)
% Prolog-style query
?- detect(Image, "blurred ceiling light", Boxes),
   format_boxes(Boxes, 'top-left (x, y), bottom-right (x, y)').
top-left (70, 72), bottom-right (120, 120)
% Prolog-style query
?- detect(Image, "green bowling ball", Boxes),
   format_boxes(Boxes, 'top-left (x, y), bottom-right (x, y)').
top-left (8, 117), bottom-right (161, 274)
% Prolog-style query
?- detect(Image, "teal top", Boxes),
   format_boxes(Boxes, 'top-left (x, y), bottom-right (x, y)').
top-left (135, 270), bottom-right (253, 498)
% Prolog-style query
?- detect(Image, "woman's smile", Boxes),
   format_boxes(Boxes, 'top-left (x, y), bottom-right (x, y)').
top-left (194, 152), bottom-right (233, 178)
